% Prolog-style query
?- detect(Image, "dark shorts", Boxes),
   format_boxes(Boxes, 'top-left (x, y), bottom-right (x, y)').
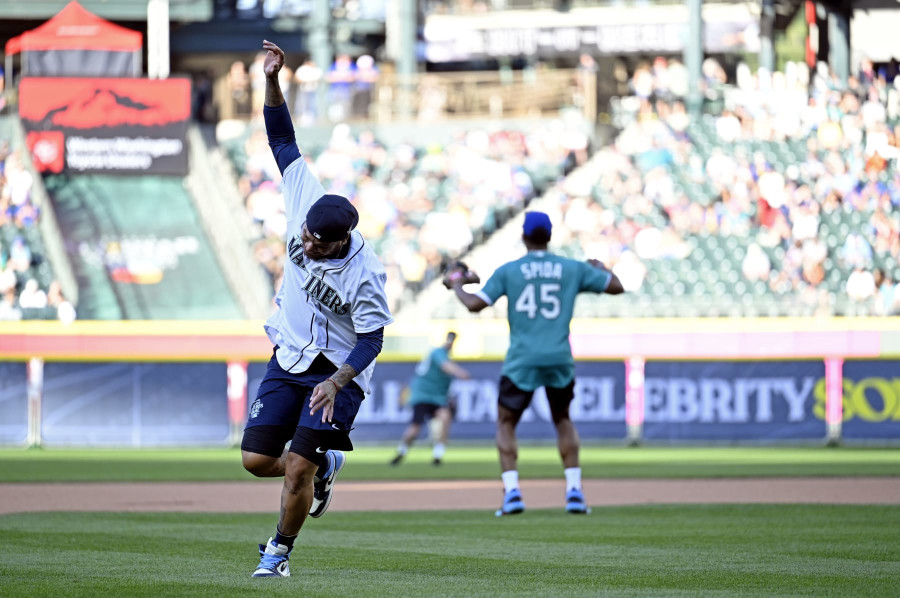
top-left (242, 351), bottom-right (364, 457)
top-left (410, 403), bottom-right (445, 425)
top-left (498, 375), bottom-right (575, 415)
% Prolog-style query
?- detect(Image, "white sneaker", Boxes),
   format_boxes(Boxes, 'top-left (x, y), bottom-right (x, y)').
top-left (251, 538), bottom-right (291, 577)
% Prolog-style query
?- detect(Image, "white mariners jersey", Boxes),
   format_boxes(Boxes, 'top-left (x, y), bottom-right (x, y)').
top-left (264, 157), bottom-right (393, 393)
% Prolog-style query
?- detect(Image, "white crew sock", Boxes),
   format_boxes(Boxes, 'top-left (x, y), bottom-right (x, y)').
top-left (397, 443), bottom-right (409, 456)
top-left (501, 470), bottom-right (519, 493)
top-left (564, 467), bottom-right (582, 490)
top-left (433, 443), bottom-right (446, 460)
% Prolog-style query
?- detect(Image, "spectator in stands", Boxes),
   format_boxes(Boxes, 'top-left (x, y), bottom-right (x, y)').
top-left (7, 237), bottom-right (31, 273)
top-left (554, 56), bottom-right (900, 316)
top-left (192, 68), bottom-right (216, 123)
top-left (228, 60), bottom-right (252, 117)
top-left (667, 59), bottom-right (689, 100)
top-left (0, 287), bottom-right (20, 321)
top-left (847, 266), bottom-right (877, 302)
top-left (612, 250), bottom-right (646, 292)
top-left (742, 243), bottom-right (771, 282)
top-left (294, 59), bottom-right (322, 125)
top-left (249, 52), bottom-right (268, 117)
top-left (47, 280), bottom-right (76, 324)
top-left (353, 55), bottom-right (379, 119)
top-left (417, 75), bottom-right (448, 122)
top-left (0, 251), bottom-right (15, 295)
top-left (841, 233), bottom-right (873, 269)
top-left (18, 278), bottom-right (47, 309)
top-left (327, 54), bottom-right (357, 122)
top-left (0, 141), bottom-right (60, 320)
top-left (229, 118), bottom-right (582, 311)
top-left (716, 110), bottom-right (742, 143)
top-left (278, 64), bottom-right (294, 110)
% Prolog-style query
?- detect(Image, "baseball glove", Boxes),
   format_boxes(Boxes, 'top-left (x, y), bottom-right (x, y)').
top-left (442, 260), bottom-right (481, 288)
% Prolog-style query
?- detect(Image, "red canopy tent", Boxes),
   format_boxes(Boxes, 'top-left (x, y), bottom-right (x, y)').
top-left (5, 1), bottom-right (142, 77)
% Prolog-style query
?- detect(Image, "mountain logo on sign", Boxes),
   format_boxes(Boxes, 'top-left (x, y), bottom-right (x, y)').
top-left (42, 88), bottom-right (183, 129)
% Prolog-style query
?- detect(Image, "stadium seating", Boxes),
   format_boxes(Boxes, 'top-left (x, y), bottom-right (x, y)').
top-left (222, 121), bottom-right (587, 314)
top-left (43, 175), bottom-right (243, 320)
top-left (410, 62), bottom-right (899, 319)
top-left (0, 144), bottom-right (69, 322)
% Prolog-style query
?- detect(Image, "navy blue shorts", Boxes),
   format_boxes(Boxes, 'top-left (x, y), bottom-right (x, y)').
top-left (410, 403), bottom-right (443, 425)
top-left (244, 351), bottom-right (364, 453)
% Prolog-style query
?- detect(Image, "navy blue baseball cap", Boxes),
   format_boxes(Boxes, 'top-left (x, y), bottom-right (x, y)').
top-left (523, 211), bottom-right (552, 236)
top-left (306, 194), bottom-right (359, 242)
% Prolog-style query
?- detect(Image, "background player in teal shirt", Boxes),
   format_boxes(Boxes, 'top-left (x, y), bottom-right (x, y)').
top-left (444, 211), bottom-right (623, 515)
top-left (390, 332), bottom-right (471, 466)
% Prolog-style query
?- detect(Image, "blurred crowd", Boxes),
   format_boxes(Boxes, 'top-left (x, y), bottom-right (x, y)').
top-left (225, 53), bottom-right (380, 123)
top-left (0, 142), bottom-right (75, 322)
top-left (232, 121), bottom-right (589, 313)
top-left (554, 56), bottom-right (900, 316)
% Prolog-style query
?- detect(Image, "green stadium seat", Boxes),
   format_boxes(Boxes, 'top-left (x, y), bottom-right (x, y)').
top-left (46, 175), bottom-right (243, 320)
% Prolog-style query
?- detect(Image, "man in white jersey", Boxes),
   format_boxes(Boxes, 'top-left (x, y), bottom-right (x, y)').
top-left (240, 40), bottom-right (393, 578)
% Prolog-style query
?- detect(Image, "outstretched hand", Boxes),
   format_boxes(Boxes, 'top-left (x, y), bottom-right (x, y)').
top-left (442, 261), bottom-right (481, 289)
top-left (309, 379), bottom-right (338, 423)
top-left (262, 40), bottom-right (285, 79)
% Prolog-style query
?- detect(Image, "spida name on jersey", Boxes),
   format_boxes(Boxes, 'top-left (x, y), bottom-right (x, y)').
top-left (303, 274), bottom-right (350, 315)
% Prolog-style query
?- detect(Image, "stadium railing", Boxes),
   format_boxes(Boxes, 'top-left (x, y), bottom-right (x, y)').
top-left (2, 318), bottom-right (899, 447)
top-left (215, 68), bottom-right (595, 123)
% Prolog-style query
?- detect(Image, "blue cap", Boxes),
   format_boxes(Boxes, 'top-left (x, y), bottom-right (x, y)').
top-left (306, 194), bottom-right (359, 242)
top-left (523, 211), bottom-right (552, 237)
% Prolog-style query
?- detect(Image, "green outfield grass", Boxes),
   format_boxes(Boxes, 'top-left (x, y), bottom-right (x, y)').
top-left (0, 446), bottom-right (898, 482)
top-left (1, 506), bottom-right (898, 597)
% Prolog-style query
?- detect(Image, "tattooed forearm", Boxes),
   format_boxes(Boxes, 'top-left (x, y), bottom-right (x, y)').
top-left (265, 75), bottom-right (285, 108)
top-left (330, 364), bottom-right (358, 389)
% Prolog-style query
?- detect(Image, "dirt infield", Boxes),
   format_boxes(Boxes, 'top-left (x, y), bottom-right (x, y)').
top-left (1, 478), bottom-right (899, 514)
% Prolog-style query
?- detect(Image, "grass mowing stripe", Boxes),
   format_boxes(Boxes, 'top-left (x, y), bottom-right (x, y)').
top-left (0, 506), bottom-right (897, 597)
top-left (0, 447), bottom-right (898, 482)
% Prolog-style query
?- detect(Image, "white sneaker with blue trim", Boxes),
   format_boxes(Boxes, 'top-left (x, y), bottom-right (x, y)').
top-left (309, 449), bottom-right (346, 518)
top-left (252, 538), bottom-right (291, 577)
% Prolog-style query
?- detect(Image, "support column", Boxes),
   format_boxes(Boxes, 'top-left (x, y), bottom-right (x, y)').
top-left (396, 0), bottom-right (418, 119)
top-left (827, 4), bottom-right (850, 86)
top-left (684, 0), bottom-right (703, 114)
top-left (227, 361), bottom-right (249, 447)
top-left (805, 0), bottom-right (817, 70)
top-left (625, 357), bottom-right (645, 446)
top-left (26, 357), bottom-right (43, 448)
top-left (148, 0), bottom-right (170, 79)
top-left (310, 0), bottom-right (333, 123)
top-left (824, 357), bottom-right (844, 446)
top-left (760, 0), bottom-right (776, 73)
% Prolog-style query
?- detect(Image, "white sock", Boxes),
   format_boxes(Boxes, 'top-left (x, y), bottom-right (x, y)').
top-left (433, 443), bottom-right (445, 460)
top-left (564, 467), bottom-right (582, 490)
top-left (501, 470), bottom-right (519, 493)
top-left (397, 443), bottom-right (409, 456)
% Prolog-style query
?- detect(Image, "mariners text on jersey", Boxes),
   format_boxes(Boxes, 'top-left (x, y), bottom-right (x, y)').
top-left (303, 274), bottom-right (350, 315)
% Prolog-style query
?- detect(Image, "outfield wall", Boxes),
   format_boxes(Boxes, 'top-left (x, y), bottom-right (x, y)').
top-left (1, 319), bottom-right (899, 446)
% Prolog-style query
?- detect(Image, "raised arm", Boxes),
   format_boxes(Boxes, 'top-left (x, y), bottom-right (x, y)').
top-left (448, 274), bottom-right (489, 312)
top-left (263, 40), bottom-right (287, 107)
top-left (262, 40), bottom-right (301, 174)
top-left (587, 259), bottom-right (624, 295)
top-left (443, 262), bottom-right (489, 313)
top-left (440, 360), bottom-right (471, 380)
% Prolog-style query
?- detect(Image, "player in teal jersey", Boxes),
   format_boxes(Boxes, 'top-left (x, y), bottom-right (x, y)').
top-left (391, 332), bottom-right (471, 466)
top-left (444, 211), bottom-right (623, 515)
